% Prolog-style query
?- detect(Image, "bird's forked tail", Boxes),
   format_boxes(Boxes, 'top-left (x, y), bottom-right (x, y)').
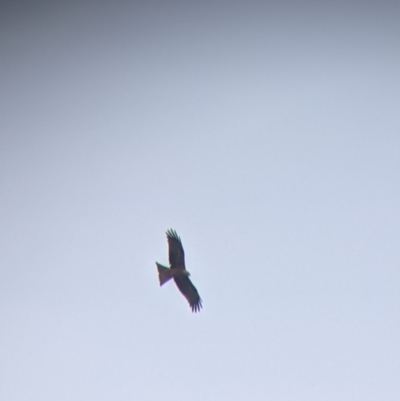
top-left (156, 263), bottom-right (173, 286)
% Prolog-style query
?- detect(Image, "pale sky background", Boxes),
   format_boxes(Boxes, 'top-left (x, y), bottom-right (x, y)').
top-left (1, 1), bottom-right (399, 400)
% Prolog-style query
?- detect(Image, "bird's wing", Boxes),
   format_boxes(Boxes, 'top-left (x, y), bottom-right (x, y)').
top-left (174, 276), bottom-right (202, 313)
top-left (166, 229), bottom-right (185, 269)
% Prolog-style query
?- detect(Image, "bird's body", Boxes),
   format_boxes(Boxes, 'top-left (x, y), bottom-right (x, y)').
top-left (156, 229), bottom-right (202, 312)
top-left (156, 263), bottom-right (189, 285)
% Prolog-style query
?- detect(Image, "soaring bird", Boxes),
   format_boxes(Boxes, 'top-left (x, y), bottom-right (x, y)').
top-left (156, 229), bottom-right (202, 312)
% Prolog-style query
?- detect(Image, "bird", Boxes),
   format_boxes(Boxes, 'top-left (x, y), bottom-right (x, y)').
top-left (156, 229), bottom-right (202, 312)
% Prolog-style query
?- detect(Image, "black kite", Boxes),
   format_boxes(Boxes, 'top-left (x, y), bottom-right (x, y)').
top-left (156, 229), bottom-right (202, 313)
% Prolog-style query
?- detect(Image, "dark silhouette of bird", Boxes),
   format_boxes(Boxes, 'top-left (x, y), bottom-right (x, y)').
top-left (156, 229), bottom-right (202, 312)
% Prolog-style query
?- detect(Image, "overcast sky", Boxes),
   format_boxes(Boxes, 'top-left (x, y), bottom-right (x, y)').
top-left (1, 1), bottom-right (399, 400)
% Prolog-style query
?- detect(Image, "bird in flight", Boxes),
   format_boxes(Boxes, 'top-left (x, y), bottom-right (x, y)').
top-left (156, 229), bottom-right (202, 313)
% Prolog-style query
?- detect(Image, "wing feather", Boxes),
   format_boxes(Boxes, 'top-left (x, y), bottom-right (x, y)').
top-left (166, 229), bottom-right (185, 269)
top-left (174, 276), bottom-right (203, 313)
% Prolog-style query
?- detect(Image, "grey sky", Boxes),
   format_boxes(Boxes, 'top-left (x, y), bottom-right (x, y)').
top-left (1, 1), bottom-right (399, 400)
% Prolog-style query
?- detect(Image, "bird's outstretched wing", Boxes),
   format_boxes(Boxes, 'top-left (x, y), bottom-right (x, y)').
top-left (174, 276), bottom-right (203, 313)
top-left (166, 229), bottom-right (185, 269)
